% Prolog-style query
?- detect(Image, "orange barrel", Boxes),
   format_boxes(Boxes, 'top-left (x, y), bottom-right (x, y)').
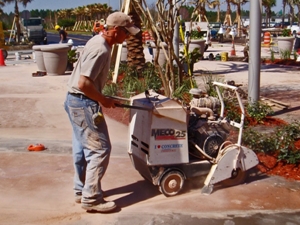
top-left (149, 33), bottom-right (154, 41)
top-left (142, 31), bottom-right (145, 43)
top-left (144, 31), bottom-right (150, 42)
top-left (264, 32), bottom-right (271, 46)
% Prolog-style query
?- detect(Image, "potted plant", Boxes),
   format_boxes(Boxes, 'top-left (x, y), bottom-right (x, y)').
top-left (180, 47), bottom-right (202, 74)
top-left (188, 30), bottom-right (206, 56)
top-left (66, 49), bottom-right (78, 71)
top-left (277, 28), bottom-right (294, 55)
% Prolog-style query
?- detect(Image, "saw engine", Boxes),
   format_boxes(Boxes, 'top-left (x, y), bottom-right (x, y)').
top-left (187, 89), bottom-right (231, 159)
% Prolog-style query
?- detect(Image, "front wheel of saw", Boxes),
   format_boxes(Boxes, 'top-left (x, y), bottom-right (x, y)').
top-left (159, 171), bottom-right (185, 197)
top-left (221, 168), bottom-right (247, 187)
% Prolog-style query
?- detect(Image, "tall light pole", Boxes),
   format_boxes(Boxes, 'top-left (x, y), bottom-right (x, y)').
top-left (248, 0), bottom-right (262, 103)
top-left (173, 0), bottom-right (179, 59)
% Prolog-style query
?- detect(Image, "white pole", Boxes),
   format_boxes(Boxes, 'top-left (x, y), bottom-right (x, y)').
top-left (248, 0), bottom-right (262, 103)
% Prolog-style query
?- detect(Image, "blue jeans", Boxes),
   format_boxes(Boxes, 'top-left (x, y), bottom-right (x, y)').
top-left (64, 93), bottom-right (111, 205)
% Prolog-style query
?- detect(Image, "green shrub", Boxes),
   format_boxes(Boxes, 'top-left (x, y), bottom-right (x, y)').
top-left (243, 121), bottom-right (300, 164)
top-left (246, 101), bottom-right (274, 124)
top-left (57, 18), bottom-right (76, 29)
top-left (243, 129), bottom-right (276, 153)
top-left (279, 49), bottom-right (291, 60)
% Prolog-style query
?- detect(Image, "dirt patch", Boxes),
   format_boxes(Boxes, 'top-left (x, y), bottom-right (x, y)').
top-left (257, 150), bottom-right (300, 181)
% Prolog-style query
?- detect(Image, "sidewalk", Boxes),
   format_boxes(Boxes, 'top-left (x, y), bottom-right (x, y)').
top-left (0, 49), bottom-right (300, 225)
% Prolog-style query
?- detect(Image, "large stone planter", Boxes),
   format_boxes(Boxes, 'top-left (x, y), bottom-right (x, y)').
top-left (32, 45), bottom-right (46, 72)
top-left (151, 42), bottom-right (168, 66)
top-left (41, 44), bottom-right (69, 75)
top-left (189, 39), bottom-right (206, 56)
top-left (277, 37), bottom-right (294, 54)
top-left (183, 62), bottom-right (194, 74)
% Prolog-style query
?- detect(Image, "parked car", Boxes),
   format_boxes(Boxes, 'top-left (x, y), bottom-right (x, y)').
top-left (209, 22), bottom-right (222, 30)
top-left (274, 21), bottom-right (290, 28)
top-left (209, 22), bottom-right (221, 39)
top-left (269, 22), bottom-right (276, 28)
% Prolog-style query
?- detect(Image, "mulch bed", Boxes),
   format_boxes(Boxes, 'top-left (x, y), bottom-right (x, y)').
top-left (262, 58), bottom-right (300, 66)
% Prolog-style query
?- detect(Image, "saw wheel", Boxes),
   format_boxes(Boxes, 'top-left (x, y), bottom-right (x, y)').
top-left (221, 168), bottom-right (247, 187)
top-left (159, 170), bottom-right (185, 197)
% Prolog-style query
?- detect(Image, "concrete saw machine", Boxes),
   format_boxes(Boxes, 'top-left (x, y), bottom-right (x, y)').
top-left (125, 81), bottom-right (258, 197)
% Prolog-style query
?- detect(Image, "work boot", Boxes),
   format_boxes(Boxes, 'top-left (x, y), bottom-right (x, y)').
top-left (75, 194), bottom-right (82, 204)
top-left (82, 200), bottom-right (117, 213)
top-left (75, 191), bottom-right (107, 204)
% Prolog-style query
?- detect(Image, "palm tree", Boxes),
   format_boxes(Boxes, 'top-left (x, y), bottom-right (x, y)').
top-left (224, 0), bottom-right (232, 26)
top-left (71, 7), bottom-right (80, 30)
top-left (286, 0), bottom-right (296, 24)
top-left (262, 0), bottom-right (276, 27)
top-left (0, 1), bottom-right (5, 15)
top-left (76, 6), bottom-right (86, 31)
top-left (57, 9), bottom-right (67, 20)
top-left (4, 0), bottom-right (33, 43)
top-left (294, 0), bottom-right (300, 25)
top-left (190, 0), bottom-right (215, 22)
top-left (126, 0), bottom-right (145, 71)
top-left (209, 0), bottom-right (221, 22)
top-left (102, 3), bottom-right (112, 18)
top-left (282, 0), bottom-right (287, 25)
top-left (231, 0), bottom-right (248, 37)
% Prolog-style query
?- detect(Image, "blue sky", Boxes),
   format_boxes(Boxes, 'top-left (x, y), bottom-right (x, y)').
top-left (2, 0), bottom-right (283, 14)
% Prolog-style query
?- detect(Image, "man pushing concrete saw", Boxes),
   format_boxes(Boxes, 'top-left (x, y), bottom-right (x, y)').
top-left (64, 12), bottom-right (140, 213)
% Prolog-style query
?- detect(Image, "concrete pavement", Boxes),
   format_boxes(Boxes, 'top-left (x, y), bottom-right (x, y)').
top-left (0, 44), bottom-right (300, 224)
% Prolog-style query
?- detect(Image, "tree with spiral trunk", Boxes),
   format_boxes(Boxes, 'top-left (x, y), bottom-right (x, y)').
top-left (262, 0), bottom-right (276, 28)
top-left (126, 0), bottom-right (145, 71)
top-left (231, 0), bottom-right (248, 37)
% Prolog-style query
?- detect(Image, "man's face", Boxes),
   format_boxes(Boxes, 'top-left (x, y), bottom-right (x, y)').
top-left (115, 26), bottom-right (130, 44)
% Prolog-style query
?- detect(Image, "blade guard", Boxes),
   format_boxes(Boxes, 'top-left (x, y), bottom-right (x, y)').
top-left (201, 145), bottom-right (258, 195)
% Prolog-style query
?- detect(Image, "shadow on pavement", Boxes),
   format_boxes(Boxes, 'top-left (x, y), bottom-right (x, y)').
top-left (273, 105), bottom-right (300, 117)
top-left (194, 62), bottom-right (249, 75)
top-left (105, 180), bottom-right (161, 208)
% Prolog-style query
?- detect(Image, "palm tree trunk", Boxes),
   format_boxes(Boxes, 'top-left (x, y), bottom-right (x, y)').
top-left (217, 4), bottom-right (220, 22)
top-left (282, 0), bottom-right (286, 25)
top-left (14, 0), bottom-right (21, 43)
top-left (126, 1), bottom-right (145, 71)
top-left (224, 1), bottom-right (232, 26)
top-left (237, 3), bottom-right (241, 37)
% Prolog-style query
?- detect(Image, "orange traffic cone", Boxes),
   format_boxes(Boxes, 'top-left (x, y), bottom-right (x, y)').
top-left (0, 49), bottom-right (6, 66)
top-left (230, 42), bottom-right (236, 56)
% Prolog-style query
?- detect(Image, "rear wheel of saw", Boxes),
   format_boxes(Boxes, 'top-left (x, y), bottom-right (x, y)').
top-left (159, 171), bottom-right (184, 197)
top-left (221, 168), bottom-right (247, 187)
top-left (203, 135), bottom-right (224, 158)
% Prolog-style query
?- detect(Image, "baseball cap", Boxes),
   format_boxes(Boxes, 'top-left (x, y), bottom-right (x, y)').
top-left (106, 12), bottom-right (140, 35)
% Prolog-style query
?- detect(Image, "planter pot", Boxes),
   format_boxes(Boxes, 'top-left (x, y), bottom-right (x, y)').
top-left (32, 45), bottom-right (46, 72)
top-left (183, 63), bottom-right (194, 74)
top-left (151, 42), bottom-right (168, 66)
top-left (277, 37), bottom-right (294, 54)
top-left (41, 44), bottom-right (69, 75)
top-left (189, 39), bottom-right (206, 56)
